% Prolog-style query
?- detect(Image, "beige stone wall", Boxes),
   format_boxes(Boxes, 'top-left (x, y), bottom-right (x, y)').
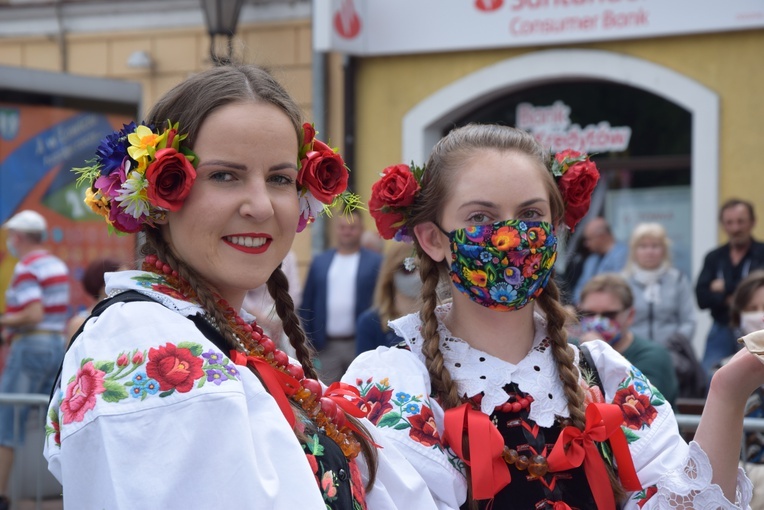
top-left (0, 18), bottom-right (348, 280)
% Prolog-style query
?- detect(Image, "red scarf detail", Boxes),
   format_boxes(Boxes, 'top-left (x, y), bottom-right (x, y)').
top-left (547, 402), bottom-right (641, 510)
top-left (443, 403), bottom-right (511, 500)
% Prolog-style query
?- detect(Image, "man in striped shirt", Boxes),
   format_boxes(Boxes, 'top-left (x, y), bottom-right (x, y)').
top-left (0, 210), bottom-right (68, 509)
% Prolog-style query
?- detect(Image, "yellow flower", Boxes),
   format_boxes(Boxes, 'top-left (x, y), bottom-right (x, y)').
top-left (127, 125), bottom-right (166, 161)
top-left (84, 188), bottom-right (110, 219)
top-left (465, 268), bottom-right (488, 287)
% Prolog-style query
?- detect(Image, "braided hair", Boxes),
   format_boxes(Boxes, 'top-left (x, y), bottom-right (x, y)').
top-left (407, 124), bottom-right (623, 504)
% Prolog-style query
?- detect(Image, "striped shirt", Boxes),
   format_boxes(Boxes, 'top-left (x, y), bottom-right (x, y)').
top-left (5, 249), bottom-right (70, 333)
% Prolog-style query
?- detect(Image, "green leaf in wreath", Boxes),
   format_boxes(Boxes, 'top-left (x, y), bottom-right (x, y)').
top-left (80, 357), bottom-right (94, 368)
top-left (101, 380), bottom-right (129, 403)
top-left (393, 422), bottom-right (411, 430)
top-left (159, 390), bottom-right (175, 398)
top-left (177, 342), bottom-right (203, 357)
top-left (94, 361), bottom-right (115, 374)
top-left (376, 412), bottom-right (402, 428)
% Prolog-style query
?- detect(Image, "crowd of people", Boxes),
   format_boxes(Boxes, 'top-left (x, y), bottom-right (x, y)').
top-left (0, 63), bottom-right (762, 508)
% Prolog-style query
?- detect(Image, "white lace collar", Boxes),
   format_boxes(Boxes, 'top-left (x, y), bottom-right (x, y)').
top-left (389, 303), bottom-right (575, 427)
top-left (104, 270), bottom-right (255, 323)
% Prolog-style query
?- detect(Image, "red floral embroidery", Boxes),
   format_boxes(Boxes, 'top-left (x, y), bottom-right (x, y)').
top-left (637, 486), bottom-right (658, 508)
top-left (60, 361), bottom-right (106, 424)
top-left (146, 343), bottom-right (204, 393)
top-left (360, 385), bottom-right (394, 425)
top-left (613, 386), bottom-right (658, 430)
top-left (408, 406), bottom-right (440, 447)
top-left (151, 283), bottom-right (188, 301)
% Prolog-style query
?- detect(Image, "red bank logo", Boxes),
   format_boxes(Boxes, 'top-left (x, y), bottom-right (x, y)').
top-left (475, 0), bottom-right (504, 12)
top-left (334, 0), bottom-right (361, 39)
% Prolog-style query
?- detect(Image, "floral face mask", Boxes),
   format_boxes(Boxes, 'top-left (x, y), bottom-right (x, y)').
top-left (579, 315), bottom-right (622, 345)
top-left (438, 219), bottom-right (557, 311)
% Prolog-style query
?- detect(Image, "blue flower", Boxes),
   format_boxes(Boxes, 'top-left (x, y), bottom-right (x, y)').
top-left (129, 385), bottom-right (145, 398)
top-left (479, 251), bottom-right (493, 263)
top-left (633, 379), bottom-right (649, 394)
top-left (95, 122), bottom-right (136, 175)
top-left (132, 372), bottom-right (148, 386)
top-left (144, 379), bottom-right (160, 395)
top-left (206, 369), bottom-right (228, 386)
top-left (396, 392), bottom-right (411, 403)
top-left (404, 403), bottom-right (420, 414)
top-left (489, 282), bottom-right (517, 304)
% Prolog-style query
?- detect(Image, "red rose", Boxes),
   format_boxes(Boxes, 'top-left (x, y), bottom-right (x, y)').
top-left (302, 123), bottom-right (316, 147)
top-left (408, 406), bottom-right (440, 447)
top-left (637, 486), bottom-right (658, 508)
top-left (368, 193), bottom-right (406, 240)
top-left (297, 140), bottom-right (348, 204)
top-left (554, 149), bottom-right (583, 168)
top-left (557, 158), bottom-right (599, 231)
top-left (371, 164), bottom-right (419, 208)
top-left (613, 385), bottom-right (658, 430)
top-left (145, 148), bottom-right (197, 211)
top-left (60, 361), bottom-right (106, 424)
top-left (145, 343), bottom-right (204, 393)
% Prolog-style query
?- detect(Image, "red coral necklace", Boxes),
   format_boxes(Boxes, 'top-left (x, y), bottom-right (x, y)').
top-left (142, 255), bottom-right (363, 459)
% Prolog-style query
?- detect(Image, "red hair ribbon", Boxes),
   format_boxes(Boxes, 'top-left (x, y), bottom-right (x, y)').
top-left (547, 403), bottom-right (641, 510)
top-left (443, 403), bottom-right (511, 500)
top-left (230, 350), bottom-right (299, 428)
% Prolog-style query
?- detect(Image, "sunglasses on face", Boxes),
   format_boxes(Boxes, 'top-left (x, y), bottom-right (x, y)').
top-left (578, 309), bottom-right (624, 321)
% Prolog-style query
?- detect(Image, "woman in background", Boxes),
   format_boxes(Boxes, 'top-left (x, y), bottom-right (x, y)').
top-left (356, 242), bottom-right (421, 354)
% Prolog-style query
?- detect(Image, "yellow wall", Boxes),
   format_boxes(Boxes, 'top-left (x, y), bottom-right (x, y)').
top-left (353, 30), bottom-right (764, 239)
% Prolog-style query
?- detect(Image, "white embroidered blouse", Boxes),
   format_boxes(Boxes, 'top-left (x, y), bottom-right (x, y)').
top-left (342, 304), bottom-right (754, 509)
top-left (44, 271), bottom-right (439, 510)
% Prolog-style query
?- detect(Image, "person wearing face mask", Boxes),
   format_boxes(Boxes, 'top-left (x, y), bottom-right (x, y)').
top-left (356, 242), bottom-right (422, 354)
top-left (340, 126), bottom-right (764, 509)
top-left (577, 273), bottom-right (679, 407)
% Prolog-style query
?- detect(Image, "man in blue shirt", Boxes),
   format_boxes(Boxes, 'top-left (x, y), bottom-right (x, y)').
top-left (573, 217), bottom-right (628, 304)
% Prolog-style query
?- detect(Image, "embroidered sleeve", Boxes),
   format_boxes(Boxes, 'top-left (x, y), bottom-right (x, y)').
top-left (343, 347), bottom-right (467, 508)
top-left (45, 301), bottom-right (326, 509)
top-left (583, 341), bottom-right (753, 509)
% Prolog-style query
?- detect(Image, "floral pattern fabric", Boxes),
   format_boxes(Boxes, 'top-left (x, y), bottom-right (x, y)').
top-left (445, 219), bottom-right (557, 310)
top-left (342, 311), bottom-right (753, 509)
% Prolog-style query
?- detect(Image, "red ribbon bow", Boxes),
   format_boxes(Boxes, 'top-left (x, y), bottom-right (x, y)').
top-left (443, 403), bottom-right (511, 501)
top-left (230, 350), bottom-right (299, 428)
top-left (547, 403), bottom-right (641, 510)
top-left (324, 382), bottom-right (366, 418)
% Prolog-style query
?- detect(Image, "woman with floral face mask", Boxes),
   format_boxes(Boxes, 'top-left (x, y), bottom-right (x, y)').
top-left (44, 65), bottom-right (439, 510)
top-left (344, 123), bottom-right (764, 509)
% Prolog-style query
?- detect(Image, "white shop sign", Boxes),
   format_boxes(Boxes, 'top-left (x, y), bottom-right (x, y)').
top-left (314, 0), bottom-right (764, 55)
top-left (517, 101), bottom-right (632, 153)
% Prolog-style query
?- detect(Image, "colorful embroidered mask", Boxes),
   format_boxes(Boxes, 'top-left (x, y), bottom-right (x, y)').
top-left (579, 315), bottom-right (622, 345)
top-left (439, 219), bottom-right (557, 311)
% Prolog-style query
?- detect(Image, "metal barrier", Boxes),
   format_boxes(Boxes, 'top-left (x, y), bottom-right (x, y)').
top-left (675, 414), bottom-right (764, 432)
top-left (0, 393), bottom-right (61, 510)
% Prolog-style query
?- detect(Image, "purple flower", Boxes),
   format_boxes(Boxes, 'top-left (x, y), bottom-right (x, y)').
top-left (224, 364), bottom-right (240, 378)
top-left (96, 122), bottom-right (136, 175)
top-left (504, 266), bottom-right (523, 285)
top-left (206, 369), bottom-right (228, 386)
top-left (202, 349), bottom-right (224, 365)
top-left (94, 161), bottom-right (128, 199)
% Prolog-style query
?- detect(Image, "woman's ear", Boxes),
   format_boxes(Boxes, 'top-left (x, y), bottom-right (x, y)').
top-left (413, 222), bottom-right (448, 263)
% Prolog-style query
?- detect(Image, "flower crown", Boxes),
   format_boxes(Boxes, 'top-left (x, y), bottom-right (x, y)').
top-left (369, 149), bottom-right (599, 240)
top-left (75, 121), bottom-right (356, 234)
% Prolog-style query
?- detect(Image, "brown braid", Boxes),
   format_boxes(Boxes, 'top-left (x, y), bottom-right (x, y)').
top-left (266, 267), bottom-right (318, 380)
top-left (538, 279), bottom-right (625, 500)
top-left (141, 229), bottom-right (243, 352)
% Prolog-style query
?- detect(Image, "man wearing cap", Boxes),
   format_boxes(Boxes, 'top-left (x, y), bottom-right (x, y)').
top-left (0, 210), bottom-right (68, 510)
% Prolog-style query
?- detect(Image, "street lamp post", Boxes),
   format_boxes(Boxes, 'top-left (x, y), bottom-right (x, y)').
top-left (201, 0), bottom-right (245, 65)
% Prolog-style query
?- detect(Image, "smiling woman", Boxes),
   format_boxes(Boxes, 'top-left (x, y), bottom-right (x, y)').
top-left (44, 65), bottom-right (438, 510)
